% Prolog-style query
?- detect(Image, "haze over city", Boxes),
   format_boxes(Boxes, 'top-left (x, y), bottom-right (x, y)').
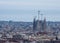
top-left (0, 0), bottom-right (60, 43)
top-left (0, 0), bottom-right (60, 22)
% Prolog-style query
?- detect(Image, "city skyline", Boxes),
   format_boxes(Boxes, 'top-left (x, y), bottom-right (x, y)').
top-left (0, 0), bottom-right (60, 22)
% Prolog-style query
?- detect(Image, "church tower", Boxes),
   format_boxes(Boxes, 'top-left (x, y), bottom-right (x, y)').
top-left (43, 17), bottom-right (47, 32)
top-left (33, 17), bottom-right (36, 33)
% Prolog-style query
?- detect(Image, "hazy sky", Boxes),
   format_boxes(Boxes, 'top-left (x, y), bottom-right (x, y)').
top-left (0, 0), bottom-right (60, 22)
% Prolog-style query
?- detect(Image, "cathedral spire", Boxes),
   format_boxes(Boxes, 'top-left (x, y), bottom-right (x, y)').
top-left (33, 16), bottom-right (36, 33)
top-left (38, 10), bottom-right (40, 20)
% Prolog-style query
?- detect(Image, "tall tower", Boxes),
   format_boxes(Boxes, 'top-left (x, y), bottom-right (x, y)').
top-left (38, 10), bottom-right (40, 20)
top-left (37, 10), bottom-right (41, 32)
top-left (38, 10), bottom-right (43, 20)
top-left (43, 17), bottom-right (47, 32)
top-left (41, 14), bottom-right (43, 20)
top-left (33, 17), bottom-right (36, 33)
